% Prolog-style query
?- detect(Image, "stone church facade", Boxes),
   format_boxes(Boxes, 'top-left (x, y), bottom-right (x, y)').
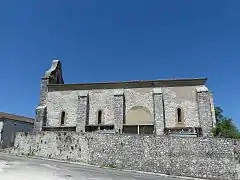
top-left (34, 60), bottom-right (216, 137)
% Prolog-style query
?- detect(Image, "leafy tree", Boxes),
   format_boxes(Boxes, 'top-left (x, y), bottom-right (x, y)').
top-left (212, 106), bottom-right (240, 139)
top-left (214, 106), bottom-right (224, 123)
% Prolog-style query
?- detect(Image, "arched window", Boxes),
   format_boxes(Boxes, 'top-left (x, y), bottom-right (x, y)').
top-left (61, 111), bottom-right (65, 126)
top-left (177, 108), bottom-right (182, 123)
top-left (97, 110), bottom-right (102, 124)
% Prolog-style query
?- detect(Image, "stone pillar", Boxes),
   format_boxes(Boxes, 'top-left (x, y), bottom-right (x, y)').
top-left (113, 89), bottom-right (124, 133)
top-left (153, 88), bottom-right (165, 135)
top-left (196, 86), bottom-right (214, 137)
top-left (76, 94), bottom-right (88, 133)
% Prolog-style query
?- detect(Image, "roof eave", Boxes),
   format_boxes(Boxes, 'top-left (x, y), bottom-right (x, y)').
top-left (47, 77), bottom-right (208, 91)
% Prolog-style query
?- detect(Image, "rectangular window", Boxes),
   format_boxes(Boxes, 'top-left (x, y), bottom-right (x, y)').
top-left (123, 125), bottom-right (154, 135)
top-left (85, 125), bottom-right (98, 132)
top-left (139, 125), bottom-right (154, 134)
top-left (123, 125), bottom-right (138, 134)
top-left (99, 125), bottom-right (114, 130)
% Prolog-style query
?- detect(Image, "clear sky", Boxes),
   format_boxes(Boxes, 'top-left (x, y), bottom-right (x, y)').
top-left (0, 1), bottom-right (239, 127)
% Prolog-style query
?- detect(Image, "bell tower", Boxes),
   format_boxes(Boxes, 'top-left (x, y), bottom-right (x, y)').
top-left (33, 60), bottom-right (64, 133)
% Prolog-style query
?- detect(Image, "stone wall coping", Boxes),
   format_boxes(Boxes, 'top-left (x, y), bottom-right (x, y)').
top-left (47, 78), bottom-right (207, 91)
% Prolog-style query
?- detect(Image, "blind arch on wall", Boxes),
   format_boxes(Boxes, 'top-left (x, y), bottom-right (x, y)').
top-left (125, 106), bottom-right (153, 125)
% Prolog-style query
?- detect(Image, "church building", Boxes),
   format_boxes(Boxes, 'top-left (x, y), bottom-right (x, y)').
top-left (34, 60), bottom-right (216, 137)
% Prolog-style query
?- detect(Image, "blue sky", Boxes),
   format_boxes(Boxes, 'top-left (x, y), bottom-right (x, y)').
top-left (0, 1), bottom-right (239, 127)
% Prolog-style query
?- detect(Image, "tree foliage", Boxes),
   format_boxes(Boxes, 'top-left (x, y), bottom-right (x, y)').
top-left (212, 106), bottom-right (240, 139)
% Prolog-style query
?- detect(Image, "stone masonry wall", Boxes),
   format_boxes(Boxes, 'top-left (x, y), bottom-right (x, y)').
top-left (46, 86), bottom-right (201, 130)
top-left (162, 86), bottom-right (200, 128)
top-left (11, 132), bottom-right (240, 180)
top-left (47, 90), bottom-right (80, 127)
top-left (46, 88), bottom-right (154, 127)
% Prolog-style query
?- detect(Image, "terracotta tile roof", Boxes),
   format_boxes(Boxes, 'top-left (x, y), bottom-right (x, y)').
top-left (0, 112), bottom-right (34, 124)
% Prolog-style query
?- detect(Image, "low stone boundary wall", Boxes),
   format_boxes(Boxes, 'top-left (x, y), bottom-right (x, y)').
top-left (11, 132), bottom-right (240, 179)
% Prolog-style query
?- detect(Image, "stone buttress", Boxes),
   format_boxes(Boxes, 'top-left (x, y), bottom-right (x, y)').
top-left (196, 86), bottom-right (216, 137)
top-left (113, 89), bottom-right (125, 133)
top-left (76, 93), bottom-right (88, 133)
top-left (153, 88), bottom-right (165, 135)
